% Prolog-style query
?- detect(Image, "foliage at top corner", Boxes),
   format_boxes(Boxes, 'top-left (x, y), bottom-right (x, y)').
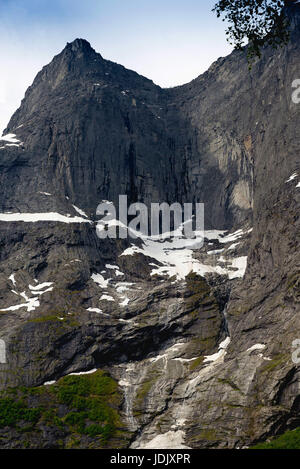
top-left (213, 0), bottom-right (295, 64)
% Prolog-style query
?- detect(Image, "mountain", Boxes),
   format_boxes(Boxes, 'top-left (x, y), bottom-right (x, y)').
top-left (0, 4), bottom-right (299, 449)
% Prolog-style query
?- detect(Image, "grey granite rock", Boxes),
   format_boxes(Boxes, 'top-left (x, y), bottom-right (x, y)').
top-left (0, 3), bottom-right (299, 449)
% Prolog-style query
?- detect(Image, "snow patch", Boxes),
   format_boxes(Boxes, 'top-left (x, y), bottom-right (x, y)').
top-left (247, 343), bottom-right (266, 352)
top-left (105, 264), bottom-right (124, 276)
top-left (0, 213), bottom-right (92, 224)
top-left (286, 172), bottom-right (298, 183)
top-left (87, 308), bottom-right (109, 316)
top-left (136, 430), bottom-right (191, 449)
top-left (0, 133), bottom-right (22, 145)
top-left (29, 282), bottom-right (53, 291)
top-left (91, 274), bottom-right (111, 288)
top-left (68, 369), bottom-right (97, 377)
top-left (228, 256), bottom-right (248, 279)
top-left (0, 295), bottom-right (39, 312)
top-left (121, 240), bottom-right (247, 280)
top-left (149, 342), bottom-right (186, 363)
top-left (115, 282), bottom-right (134, 293)
top-left (86, 307), bottom-right (103, 314)
top-left (43, 368), bottom-right (98, 386)
top-left (119, 297), bottom-right (130, 307)
top-left (72, 205), bottom-right (88, 218)
top-left (204, 337), bottom-right (230, 363)
top-left (207, 249), bottom-right (224, 255)
top-left (0, 280), bottom-right (53, 312)
top-left (227, 242), bottom-right (240, 251)
top-left (100, 294), bottom-right (115, 302)
top-left (9, 274), bottom-right (16, 286)
top-left (43, 380), bottom-right (56, 386)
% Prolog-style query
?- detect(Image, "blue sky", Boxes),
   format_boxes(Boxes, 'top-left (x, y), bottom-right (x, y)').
top-left (0, 0), bottom-right (232, 133)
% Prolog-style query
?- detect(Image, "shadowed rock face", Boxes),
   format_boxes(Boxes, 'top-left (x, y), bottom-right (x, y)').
top-left (0, 5), bottom-right (299, 450)
top-left (1, 34), bottom-right (254, 230)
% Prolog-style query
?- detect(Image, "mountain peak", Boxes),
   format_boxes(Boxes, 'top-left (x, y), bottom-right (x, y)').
top-left (65, 38), bottom-right (96, 54)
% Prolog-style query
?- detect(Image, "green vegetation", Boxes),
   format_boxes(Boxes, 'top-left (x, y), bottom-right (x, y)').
top-left (217, 378), bottom-right (243, 394)
top-left (287, 272), bottom-right (300, 292)
top-left (198, 428), bottom-right (218, 442)
top-left (185, 273), bottom-right (214, 312)
top-left (134, 367), bottom-right (160, 413)
top-left (251, 427), bottom-right (300, 449)
top-left (213, 0), bottom-right (291, 63)
top-left (135, 380), bottom-right (154, 405)
top-left (260, 353), bottom-right (288, 373)
top-left (189, 356), bottom-right (204, 372)
top-left (28, 312), bottom-right (80, 327)
top-left (0, 370), bottom-right (127, 448)
top-left (28, 314), bottom-right (61, 323)
top-left (51, 371), bottom-right (120, 440)
top-left (0, 398), bottom-right (41, 429)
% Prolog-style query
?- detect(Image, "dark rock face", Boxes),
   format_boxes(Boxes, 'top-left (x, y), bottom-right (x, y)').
top-left (0, 35), bottom-right (254, 229)
top-left (0, 4), bottom-right (299, 449)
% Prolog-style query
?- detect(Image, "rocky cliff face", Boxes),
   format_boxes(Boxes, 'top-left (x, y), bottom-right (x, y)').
top-left (0, 4), bottom-right (299, 449)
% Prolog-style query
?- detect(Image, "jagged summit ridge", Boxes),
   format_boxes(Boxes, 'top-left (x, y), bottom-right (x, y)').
top-left (66, 38), bottom-right (95, 52)
top-left (62, 37), bottom-right (102, 60)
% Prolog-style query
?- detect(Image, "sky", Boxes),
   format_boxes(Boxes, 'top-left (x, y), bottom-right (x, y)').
top-left (0, 0), bottom-right (232, 134)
